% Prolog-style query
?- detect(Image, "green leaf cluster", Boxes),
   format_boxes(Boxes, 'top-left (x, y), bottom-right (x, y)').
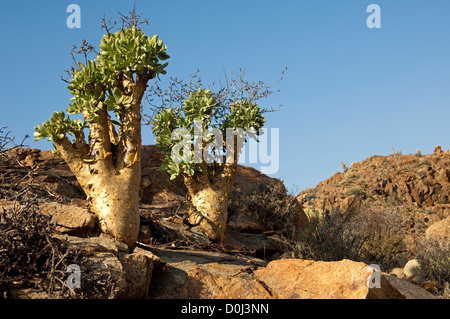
top-left (35, 25), bottom-right (169, 146)
top-left (225, 101), bottom-right (266, 132)
top-left (34, 111), bottom-right (85, 143)
top-left (97, 26), bottom-right (169, 79)
top-left (152, 88), bottom-right (266, 180)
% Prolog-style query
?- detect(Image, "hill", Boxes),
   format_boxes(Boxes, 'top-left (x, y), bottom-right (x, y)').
top-left (297, 146), bottom-right (449, 271)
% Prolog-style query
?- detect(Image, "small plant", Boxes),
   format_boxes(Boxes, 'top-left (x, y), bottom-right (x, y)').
top-left (416, 150), bottom-right (422, 157)
top-left (293, 209), bottom-right (366, 262)
top-left (343, 186), bottom-right (367, 199)
top-left (338, 172), bottom-right (358, 186)
top-left (340, 162), bottom-right (350, 173)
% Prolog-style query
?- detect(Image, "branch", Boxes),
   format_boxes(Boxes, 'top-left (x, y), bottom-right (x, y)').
top-left (115, 73), bottom-right (151, 169)
top-left (53, 136), bottom-right (89, 179)
top-left (81, 106), bottom-right (113, 170)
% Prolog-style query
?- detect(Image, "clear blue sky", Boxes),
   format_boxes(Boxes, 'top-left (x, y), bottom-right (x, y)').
top-left (1, 0), bottom-right (449, 192)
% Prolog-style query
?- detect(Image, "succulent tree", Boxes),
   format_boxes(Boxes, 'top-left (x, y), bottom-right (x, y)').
top-left (151, 83), bottom-right (268, 242)
top-left (34, 14), bottom-right (169, 249)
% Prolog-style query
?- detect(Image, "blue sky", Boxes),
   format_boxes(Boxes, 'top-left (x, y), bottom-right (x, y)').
top-left (1, 0), bottom-right (449, 192)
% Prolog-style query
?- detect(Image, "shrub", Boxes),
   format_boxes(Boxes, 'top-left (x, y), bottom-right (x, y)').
top-left (293, 209), bottom-right (366, 262)
top-left (340, 162), bottom-right (349, 173)
top-left (337, 172), bottom-right (358, 186)
top-left (417, 240), bottom-right (450, 298)
top-left (228, 180), bottom-right (300, 238)
top-left (343, 186), bottom-right (367, 199)
top-left (0, 200), bottom-right (117, 299)
top-left (293, 206), bottom-right (405, 269)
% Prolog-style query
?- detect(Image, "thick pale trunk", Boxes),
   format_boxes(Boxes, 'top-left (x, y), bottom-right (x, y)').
top-left (51, 74), bottom-right (149, 250)
top-left (85, 167), bottom-right (141, 249)
top-left (185, 166), bottom-right (235, 243)
top-left (57, 141), bottom-right (141, 250)
top-left (189, 186), bottom-right (229, 242)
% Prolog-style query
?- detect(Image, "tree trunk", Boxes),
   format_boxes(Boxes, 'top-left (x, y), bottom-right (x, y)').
top-left (184, 164), bottom-right (236, 243)
top-left (52, 74), bottom-right (149, 250)
top-left (85, 166), bottom-right (141, 249)
top-left (189, 184), bottom-right (229, 242)
top-left (55, 136), bottom-right (141, 250)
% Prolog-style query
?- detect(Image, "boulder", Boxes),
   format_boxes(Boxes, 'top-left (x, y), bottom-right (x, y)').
top-left (119, 252), bottom-right (153, 299)
top-left (384, 275), bottom-right (436, 299)
top-left (254, 259), bottom-right (405, 299)
top-left (147, 248), bottom-right (441, 299)
top-left (39, 202), bottom-right (97, 237)
top-left (425, 216), bottom-right (450, 248)
top-left (340, 195), bottom-right (363, 213)
top-left (403, 259), bottom-right (425, 283)
top-left (147, 246), bottom-right (272, 299)
top-left (291, 198), bottom-right (309, 240)
top-left (140, 145), bottom-right (187, 205)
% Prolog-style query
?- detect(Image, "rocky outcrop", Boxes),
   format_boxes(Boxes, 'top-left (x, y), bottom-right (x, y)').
top-left (299, 147), bottom-right (450, 256)
top-left (1, 146), bottom-right (441, 299)
top-left (145, 247), bottom-right (272, 299)
top-left (300, 147), bottom-right (450, 212)
top-left (147, 250), bottom-right (435, 299)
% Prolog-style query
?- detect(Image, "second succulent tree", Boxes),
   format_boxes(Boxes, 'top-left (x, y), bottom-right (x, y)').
top-left (152, 88), bottom-right (266, 242)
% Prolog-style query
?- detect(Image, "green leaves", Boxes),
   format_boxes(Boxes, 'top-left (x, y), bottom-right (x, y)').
top-left (183, 88), bottom-right (216, 124)
top-left (61, 25), bottom-right (170, 127)
top-left (37, 24), bottom-right (170, 154)
top-left (224, 101), bottom-right (266, 133)
top-left (34, 111), bottom-right (85, 142)
top-left (152, 87), bottom-right (266, 180)
top-left (96, 26), bottom-right (170, 80)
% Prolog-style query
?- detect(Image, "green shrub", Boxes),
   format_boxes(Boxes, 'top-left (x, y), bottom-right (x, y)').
top-left (337, 172), bottom-right (358, 186)
top-left (343, 186), bottom-right (367, 199)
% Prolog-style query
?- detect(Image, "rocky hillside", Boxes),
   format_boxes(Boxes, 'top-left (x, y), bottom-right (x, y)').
top-left (298, 146), bottom-right (449, 260)
top-left (0, 145), bottom-right (445, 299)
